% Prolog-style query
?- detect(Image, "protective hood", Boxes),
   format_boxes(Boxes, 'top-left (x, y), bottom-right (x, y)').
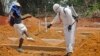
top-left (53, 3), bottom-right (61, 13)
top-left (9, 1), bottom-right (21, 13)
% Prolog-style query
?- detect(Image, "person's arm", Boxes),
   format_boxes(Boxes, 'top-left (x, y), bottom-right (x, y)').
top-left (21, 14), bottom-right (32, 20)
top-left (70, 5), bottom-right (78, 22)
top-left (47, 13), bottom-right (59, 28)
top-left (51, 13), bottom-right (60, 24)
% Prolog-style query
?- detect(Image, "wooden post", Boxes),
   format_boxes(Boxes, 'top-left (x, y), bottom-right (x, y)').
top-left (45, 6), bottom-right (48, 32)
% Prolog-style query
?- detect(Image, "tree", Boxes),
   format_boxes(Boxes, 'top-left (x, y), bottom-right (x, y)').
top-left (0, 0), bottom-right (4, 15)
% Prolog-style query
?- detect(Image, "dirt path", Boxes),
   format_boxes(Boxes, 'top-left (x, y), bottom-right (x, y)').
top-left (0, 16), bottom-right (99, 56)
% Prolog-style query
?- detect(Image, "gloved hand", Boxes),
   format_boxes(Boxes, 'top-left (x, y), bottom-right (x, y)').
top-left (72, 15), bottom-right (79, 22)
top-left (75, 18), bottom-right (78, 22)
top-left (47, 24), bottom-right (52, 28)
top-left (68, 25), bottom-right (72, 31)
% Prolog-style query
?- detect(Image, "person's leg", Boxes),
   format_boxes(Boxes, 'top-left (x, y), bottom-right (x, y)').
top-left (14, 24), bottom-right (24, 52)
top-left (18, 37), bottom-right (24, 48)
top-left (25, 32), bottom-right (35, 41)
top-left (19, 24), bottom-right (30, 37)
top-left (64, 23), bottom-right (76, 56)
top-left (16, 23), bottom-right (34, 44)
top-left (17, 32), bottom-right (25, 52)
top-left (23, 31), bottom-right (29, 37)
top-left (22, 27), bottom-right (35, 41)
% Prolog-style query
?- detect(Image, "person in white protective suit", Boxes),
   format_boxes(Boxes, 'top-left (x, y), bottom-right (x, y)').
top-left (47, 3), bottom-right (78, 56)
top-left (8, 1), bottom-right (34, 52)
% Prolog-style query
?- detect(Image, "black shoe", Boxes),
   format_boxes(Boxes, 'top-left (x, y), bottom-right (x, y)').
top-left (64, 52), bottom-right (72, 56)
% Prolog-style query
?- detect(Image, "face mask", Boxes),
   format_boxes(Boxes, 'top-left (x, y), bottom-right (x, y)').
top-left (55, 6), bottom-right (60, 13)
top-left (13, 5), bottom-right (21, 10)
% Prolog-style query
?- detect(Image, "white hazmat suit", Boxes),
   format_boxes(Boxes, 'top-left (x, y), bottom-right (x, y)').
top-left (51, 4), bottom-right (78, 53)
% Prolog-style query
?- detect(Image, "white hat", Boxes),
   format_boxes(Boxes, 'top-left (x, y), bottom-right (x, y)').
top-left (53, 3), bottom-right (60, 13)
top-left (9, 1), bottom-right (20, 13)
top-left (12, 1), bottom-right (21, 7)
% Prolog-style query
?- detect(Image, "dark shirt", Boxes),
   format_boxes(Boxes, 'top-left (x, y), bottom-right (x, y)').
top-left (9, 5), bottom-right (21, 26)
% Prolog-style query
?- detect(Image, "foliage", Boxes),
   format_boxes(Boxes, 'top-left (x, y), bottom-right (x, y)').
top-left (0, 0), bottom-right (100, 17)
